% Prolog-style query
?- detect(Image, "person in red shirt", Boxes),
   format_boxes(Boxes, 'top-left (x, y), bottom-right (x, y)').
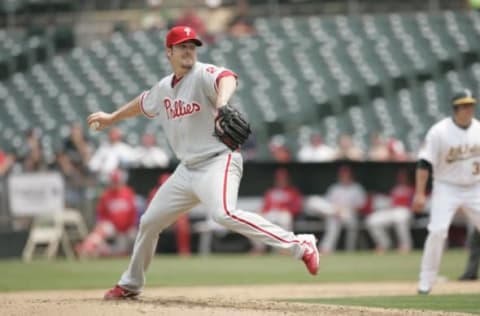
top-left (0, 148), bottom-right (15, 176)
top-left (148, 172), bottom-right (191, 256)
top-left (365, 168), bottom-right (414, 253)
top-left (76, 169), bottom-right (137, 257)
top-left (252, 168), bottom-right (303, 253)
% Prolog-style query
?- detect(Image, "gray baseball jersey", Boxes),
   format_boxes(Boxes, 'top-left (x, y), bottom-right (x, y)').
top-left (116, 61), bottom-right (317, 292)
top-left (104, 26), bottom-right (319, 298)
top-left (419, 117), bottom-right (480, 185)
top-left (140, 61), bottom-right (232, 165)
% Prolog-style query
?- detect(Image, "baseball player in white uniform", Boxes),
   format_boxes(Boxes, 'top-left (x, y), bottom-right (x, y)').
top-left (413, 89), bottom-right (480, 294)
top-left (87, 26), bottom-right (319, 300)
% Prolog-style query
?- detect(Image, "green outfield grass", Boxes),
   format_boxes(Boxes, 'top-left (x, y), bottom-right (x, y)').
top-left (0, 250), bottom-right (470, 291)
top-left (290, 294), bottom-right (480, 315)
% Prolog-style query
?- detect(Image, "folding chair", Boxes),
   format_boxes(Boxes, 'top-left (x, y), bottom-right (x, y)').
top-left (22, 213), bottom-right (75, 261)
top-left (22, 208), bottom-right (89, 262)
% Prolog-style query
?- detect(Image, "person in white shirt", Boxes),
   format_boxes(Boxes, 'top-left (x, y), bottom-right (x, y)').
top-left (133, 132), bottom-right (170, 168)
top-left (297, 134), bottom-right (337, 162)
top-left (335, 134), bottom-right (364, 161)
top-left (413, 89), bottom-right (480, 294)
top-left (88, 127), bottom-right (135, 182)
top-left (306, 165), bottom-right (366, 253)
top-left (365, 168), bottom-right (414, 253)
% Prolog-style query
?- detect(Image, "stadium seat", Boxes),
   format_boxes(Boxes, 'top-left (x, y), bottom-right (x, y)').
top-left (1, 11), bottom-right (479, 158)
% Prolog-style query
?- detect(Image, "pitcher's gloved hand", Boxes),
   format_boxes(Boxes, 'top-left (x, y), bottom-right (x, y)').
top-left (214, 104), bottom-right (251, 151)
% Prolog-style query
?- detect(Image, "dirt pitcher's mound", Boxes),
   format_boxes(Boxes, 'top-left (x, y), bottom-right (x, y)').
top-left (2, 281), bottom-right (479, 316)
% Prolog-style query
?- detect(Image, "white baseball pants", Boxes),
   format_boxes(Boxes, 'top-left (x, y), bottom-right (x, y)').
top-left (251, 210), bottom-right (294, 252)
top-left (365, 207), bottom-right (412, 250)
top-left (419, 180), bottom-right (480, 291)
top-left (305, 196), bottom-right (357, 252)
top-left (118, 152), bottom-right (306, 292)
top-left (320, 214), bottom-right (358, 252)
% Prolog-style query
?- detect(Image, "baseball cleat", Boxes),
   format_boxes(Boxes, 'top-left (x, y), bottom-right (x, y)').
top-left (417, 283), bottom-right (431, 295)
top-left (104, 285), bottom-right (139, 300)
top-left (417, 288), bottom-right (430, 295)
top-left (299, 234), bottom-right (320, 276)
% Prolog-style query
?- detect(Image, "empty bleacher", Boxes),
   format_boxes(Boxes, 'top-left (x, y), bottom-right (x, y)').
top-left (1, 10), bottom-right (480, 159)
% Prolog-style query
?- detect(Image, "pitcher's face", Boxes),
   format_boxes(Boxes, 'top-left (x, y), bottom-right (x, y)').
top-left (168, 41), bottom-right (197, 71)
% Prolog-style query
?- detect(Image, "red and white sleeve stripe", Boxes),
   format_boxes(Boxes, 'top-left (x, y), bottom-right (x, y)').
top-left (139, 91), bottom-right (156, 119)
top-left (214, 70), bottom-right (238, 93)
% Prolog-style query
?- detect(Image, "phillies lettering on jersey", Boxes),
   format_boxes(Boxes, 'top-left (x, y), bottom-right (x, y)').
top-left (419, 117), bottom-right (480, 185)
top-left (106, 26), bottom-right (319, 300)
top-left (163, 98), bottom-right (201, 120)
top-left (140, 62), bottom-right (237, 165)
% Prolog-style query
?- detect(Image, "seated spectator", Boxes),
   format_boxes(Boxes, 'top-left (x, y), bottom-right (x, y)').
top-left (252, 168), bottom-right (303, 253)
top-left (367, 132), bottom-right (390, 161)
top-left (57, 123), bottom-right (92, 172)
top-left (368, 132), bottom-right (411, 161)
top-left (336, 134), bottom-right (364, 161)
top-left (386, 138), bottom-right (411, 161)
top-left (0, 147), bottom-right (15, 176)
top-left (16, 128), bottom-right (46, 172)
top-left (227, 0), bottom-right (256, 37)
top-left (262, 168), bottom-right (303, 230)
top-left (133, 132), bottom-right (170, 168)
top-left (365, 168), bottom-right (414, 253)
top-left (0, 148), bottom-right (13, 218)
top-left (297, 134), bottom-right (337, 162)
top-left (268, 135), bottom-right (292, 162)
top-left (148, 172), bottom-right (191, 256)
top-left (305, 165), bottom-right (366, 253)
top-left (55, 123), bottom-right (94, 208)
top-left (76, 169), bottom-right (137, 258)
top-left (88, 127), bottom-right (135, 182)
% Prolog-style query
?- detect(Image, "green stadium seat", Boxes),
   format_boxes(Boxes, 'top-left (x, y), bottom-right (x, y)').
top-left (2, 11), bottom-right (480, 158)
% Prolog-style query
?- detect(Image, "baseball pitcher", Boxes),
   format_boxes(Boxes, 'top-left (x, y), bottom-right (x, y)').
top-left (87, 26), bottom-right (319, 300)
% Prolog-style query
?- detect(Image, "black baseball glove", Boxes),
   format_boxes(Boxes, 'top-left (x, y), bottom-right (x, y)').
top-left (214, 105), bottom-right (251, 151)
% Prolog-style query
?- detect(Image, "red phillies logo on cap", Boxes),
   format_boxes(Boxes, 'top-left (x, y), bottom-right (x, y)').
top-left (166, 26), bottom-right (203, 47)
